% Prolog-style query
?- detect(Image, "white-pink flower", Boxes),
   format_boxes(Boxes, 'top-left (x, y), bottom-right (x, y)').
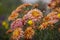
top-left (23, 9), bottom-right (43, 22)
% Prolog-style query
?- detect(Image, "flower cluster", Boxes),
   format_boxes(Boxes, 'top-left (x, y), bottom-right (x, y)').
top-left (39, 11), bottom-right (60, 30)
top-left (8, 3), bottom-right (32, 21)
top-left (7, 2), bottom-right (60, 40)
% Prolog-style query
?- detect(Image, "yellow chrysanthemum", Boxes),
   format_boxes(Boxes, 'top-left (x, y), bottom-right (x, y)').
top-left (57, 13), bottom-right (60, 18)
top-left (32, 11), bottom-right (39, 17)
top-left (12, 28), bottom-right (23, 39)
top-left (24, 27), bottom-right (35, 39)
top-left (27, 20), bottom-right (34, 25)
top-left (13, 29), bottom-right (19, 37)
top-left (2, 21), bottom-right (8, 29)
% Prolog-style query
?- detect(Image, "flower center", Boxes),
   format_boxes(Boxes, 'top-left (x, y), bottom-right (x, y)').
top-left (32, 11), bottom-right (39, 17)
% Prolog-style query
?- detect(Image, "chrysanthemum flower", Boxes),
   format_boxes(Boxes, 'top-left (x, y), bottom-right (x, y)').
top-left (23, 9), bottom-right (43, 22)
top-left (8, 11), bottom-right (19, 21)
top-left (11, 18), bottom-right (23, 29)
top-left (38, 22), bottom-right (48, 30)
top-left (24, 27), bottom-right (35, 39)
top-left (44, 11), bottom-right (59, 24)
top-left (11, 28), bottom-right (24, 40)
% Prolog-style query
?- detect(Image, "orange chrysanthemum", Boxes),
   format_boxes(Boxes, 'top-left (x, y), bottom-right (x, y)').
top-left (8, 3), bottom-right (32, 21)
top-left (44, 11), bottom-right (59, 24)
top-left (24, 27), bottom-right (35, 39)
top-left (38, 22), bottom-right (49, 30)
top-left (8, 11), bottom-right (19, 21)
top-left (11, 28), bottom-right (24, 40)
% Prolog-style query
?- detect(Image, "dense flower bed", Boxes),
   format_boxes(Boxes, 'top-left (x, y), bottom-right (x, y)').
top-left (6, 0), bottom-right (60, 40)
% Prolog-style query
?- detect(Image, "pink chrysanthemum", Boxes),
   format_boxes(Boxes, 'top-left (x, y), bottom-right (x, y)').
top-left (23, 9), bottom-right (43, 22)
top-left (11, 18), bottom-right (23, 29)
